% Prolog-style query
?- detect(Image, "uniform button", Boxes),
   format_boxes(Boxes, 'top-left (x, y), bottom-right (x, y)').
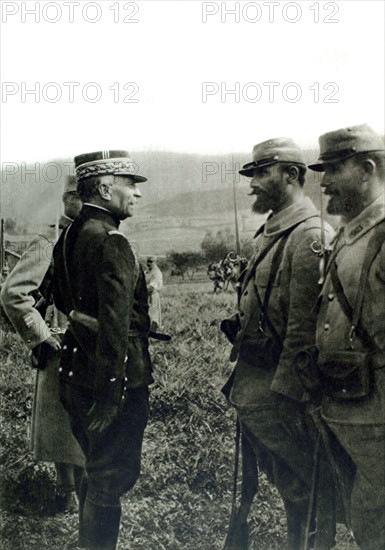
top-left (63, 345), bottom-right (67, 351)
top-left (124, 377), bottom-right (128, 382)
top-left (240, 312), bottom-right (245, 317)
top-left (73, 347), bottom-right (78, 353)
top-left (328, 293), bottom-right (334, 301)
top-left (124, 386), bottom-right (127, 391)
top-left (341, 388), bottom-right (347, 393)
top-left (58, 367), bottom-right (63, 373)
top-left (324, 323), bottom-right (330, 331)
top-left (244, 291), bottom-right (248, 296)
top-left (27, 339), bottom-right (31, 343)
top-left (68, 371), bottom-right (73, 377)
top-left (110, 377), bottom-right (117, 382)
top-left (122, 395), bottom-right (125, 400)
top-left (124, 356), bottom-right (128, 363)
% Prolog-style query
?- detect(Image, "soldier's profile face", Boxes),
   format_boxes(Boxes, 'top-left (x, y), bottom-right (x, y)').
top-left (109, 176), bottom-right (142, 220)
top-left (63, 192), bottom-right (83, 220)
top-left (249, 164), bottom-right (287, 214)
top-left (321, 158), bottom-right (364, 219)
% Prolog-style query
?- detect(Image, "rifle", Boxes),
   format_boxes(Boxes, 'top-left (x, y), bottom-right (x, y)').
top-left (223, 428), bottom-right (258, 550)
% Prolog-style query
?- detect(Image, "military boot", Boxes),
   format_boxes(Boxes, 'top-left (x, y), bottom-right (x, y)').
top-left (83, 498), bottom-right (121, 550)
top-left (284, 499), bottom-right (309, 550)
top-left (77, 473), bottom-right (89, 548)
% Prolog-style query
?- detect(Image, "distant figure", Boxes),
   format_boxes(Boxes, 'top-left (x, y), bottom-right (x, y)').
top-left (146, 256), bottom-right (163, 331)
top-left (1, 176), bottom-right (85, 513)
top-left (2, 260), bottom-right (10, 281)
top-left (207, 261), bottom-right (225, 293)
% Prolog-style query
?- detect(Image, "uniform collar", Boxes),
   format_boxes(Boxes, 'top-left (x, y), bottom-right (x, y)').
top-left (262, 196), bottom-right (318, 237)
top-left (343, 193), bottom-right (385, 245)
top-left (81, 203), bottom-right (120, 228)
top-left (59, 214), bottom-right (74, 229)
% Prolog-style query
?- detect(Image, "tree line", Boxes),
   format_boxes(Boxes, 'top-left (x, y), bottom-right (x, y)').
top-left (159, 228), bottom-right (253, 280)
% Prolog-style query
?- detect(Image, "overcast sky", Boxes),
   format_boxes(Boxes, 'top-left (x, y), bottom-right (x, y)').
top-left (1, 0), bottom-right (384, 166)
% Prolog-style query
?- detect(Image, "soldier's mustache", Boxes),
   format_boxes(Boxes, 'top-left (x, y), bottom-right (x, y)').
top-left (248, 189), bottom-right (268, 197)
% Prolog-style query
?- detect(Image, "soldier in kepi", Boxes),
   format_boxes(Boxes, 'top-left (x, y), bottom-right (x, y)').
top-left (221, 137), bottom-right (333, 550)
top-left (308, 124), bottom-right (385, 550)
top-left (53, 151), bottom-right (153, 550)
top-left (0, 176), bottom-right (85, 513)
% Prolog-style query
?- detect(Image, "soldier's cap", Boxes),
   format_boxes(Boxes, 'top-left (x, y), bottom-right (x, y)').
top-left (74, 150), bottom-right (147, 183)
top-left (63, 175), bottom-right (79, 195)
top-left (308, 124), bottom-right (385, 172)
top-left (239, 137), bottom-right (306, 177)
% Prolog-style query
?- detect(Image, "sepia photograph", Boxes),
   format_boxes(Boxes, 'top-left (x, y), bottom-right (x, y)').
top-left (1, 1), bottom-right (384, 549)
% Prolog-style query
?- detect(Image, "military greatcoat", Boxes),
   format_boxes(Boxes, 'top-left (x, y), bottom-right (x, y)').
top-left (0, 220), bottom-right (85, 466)
top-left (316, 194), bottom-right (385, 550)
top-left (229, 196), bottom-right (333, 505)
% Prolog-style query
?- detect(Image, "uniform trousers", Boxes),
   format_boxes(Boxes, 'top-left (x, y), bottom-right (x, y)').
top-left (325, 421), bottom-right (385, 550)
top-left (237, 393), bottom-right (314, 506)
top-left (231, 357), bottom-right (314, 507)
top-left (60, 382), bottom-right (149, 506)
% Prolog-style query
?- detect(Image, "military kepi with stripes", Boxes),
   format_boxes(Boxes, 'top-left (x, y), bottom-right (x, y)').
top-left (239, 137), bottom-right (306, 177)
top-left (74, 150), bottom-right (147, 183)
top-left (308, 124), bottom-right (384, 172)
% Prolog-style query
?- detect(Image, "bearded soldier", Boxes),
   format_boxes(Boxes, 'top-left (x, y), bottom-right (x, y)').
top-left (308, 124), bottom-right (385, 550)
top-left (53, 151), bottom-right (153, 550)
top-left (222, 137), bottom-right (333, 550)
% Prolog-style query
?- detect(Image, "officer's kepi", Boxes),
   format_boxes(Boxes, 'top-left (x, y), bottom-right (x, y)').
top-left (74, 150), bottom-right (147, 183)
top-left (63, 174), bottom-right (78, 195)
top-left (239, 137), bottom-right (306, 177)
top-left (308, 124), bottom-right (385, 172)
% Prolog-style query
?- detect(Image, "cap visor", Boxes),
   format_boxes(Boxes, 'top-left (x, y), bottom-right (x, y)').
top-left (132, 175), bottom-right (147, 183)
top-left (308, 162), bottom-right (325, 172)
top-left (239, 168), bottom-right (254, 177)
top-left (117, 172), bottom-right (147, 182)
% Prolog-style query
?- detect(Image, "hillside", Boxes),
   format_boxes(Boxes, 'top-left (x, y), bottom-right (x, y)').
top-left (1, 149), bottom-right (329, 255)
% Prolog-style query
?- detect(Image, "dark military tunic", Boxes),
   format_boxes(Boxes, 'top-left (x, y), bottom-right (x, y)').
top-left (53, 204), bottom-right (152, 508)
top-left (53, 204), bottom-right (153, 406)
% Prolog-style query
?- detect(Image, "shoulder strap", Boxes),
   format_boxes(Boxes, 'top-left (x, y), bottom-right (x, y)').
top-left (255, 230), bottom-right (293, 341)
top-left (242, 223), bottom-right (294, 292)
top-left (329, 219), bottom-right (385, 349)
top-left (62, 224), bottom-right (76, 310)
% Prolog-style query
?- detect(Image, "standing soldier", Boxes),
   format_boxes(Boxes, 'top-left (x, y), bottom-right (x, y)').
top-left (145, 256), bottom-right (163, 331)
top-left (221, 137), bottom-right (333, 550)
top-left (0, 176), bottom-right (85, 512)
top-left (53, 151), bottom-right (153, 550)
top-left (308, 124), bottom-right (385, 550)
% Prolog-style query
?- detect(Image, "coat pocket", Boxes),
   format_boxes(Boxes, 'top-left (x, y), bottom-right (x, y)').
top-left (318, 350), bottom-right (373, 401)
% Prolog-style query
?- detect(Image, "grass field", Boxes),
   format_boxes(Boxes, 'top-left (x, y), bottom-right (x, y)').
top-left (0, 281), bottom-right (358, 549)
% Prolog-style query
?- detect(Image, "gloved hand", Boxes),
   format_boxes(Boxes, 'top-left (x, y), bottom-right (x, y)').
top-left (45, 334), bottom-right (62, 351)
top-left (87, 401), bottom-right (119, 433)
